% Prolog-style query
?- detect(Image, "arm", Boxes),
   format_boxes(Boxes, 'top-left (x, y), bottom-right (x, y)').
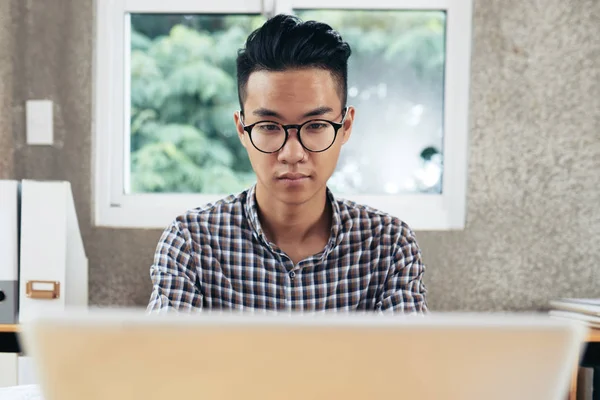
top-left (147, 221), bottom-right (203, 313)
top-left (376, 226), bottom-right (428, 314)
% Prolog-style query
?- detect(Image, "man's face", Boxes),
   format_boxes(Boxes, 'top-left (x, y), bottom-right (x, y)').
top-left (234, 68), bottom-right (355, 206)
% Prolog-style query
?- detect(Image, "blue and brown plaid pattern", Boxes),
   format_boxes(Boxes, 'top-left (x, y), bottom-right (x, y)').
top-left (147, 185), bottom-right (427, 314)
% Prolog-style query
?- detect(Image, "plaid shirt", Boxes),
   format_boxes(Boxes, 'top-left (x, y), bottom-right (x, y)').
top-left (147, 185), bottom-right (427, 314)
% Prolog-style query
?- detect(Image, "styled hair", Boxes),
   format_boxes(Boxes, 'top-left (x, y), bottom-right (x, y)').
top-left (236, 14), bottom-right (352, 112)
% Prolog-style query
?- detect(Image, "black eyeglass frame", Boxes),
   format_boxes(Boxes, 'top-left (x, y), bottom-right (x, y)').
top-left (240, 108), bottom-right (348, 154)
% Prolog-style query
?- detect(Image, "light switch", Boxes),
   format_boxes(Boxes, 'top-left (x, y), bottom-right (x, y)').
top-left (26, 100), bottom-right (53, 145)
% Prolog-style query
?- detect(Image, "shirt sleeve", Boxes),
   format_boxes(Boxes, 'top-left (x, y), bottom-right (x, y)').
top-left (146, 221), bottom-right (203, 314)
top-left (376, 225), bottom-right (428, 314)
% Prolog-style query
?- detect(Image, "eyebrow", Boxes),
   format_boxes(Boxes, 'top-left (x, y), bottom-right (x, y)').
top-left (252, 106), bottom-right (334, 120)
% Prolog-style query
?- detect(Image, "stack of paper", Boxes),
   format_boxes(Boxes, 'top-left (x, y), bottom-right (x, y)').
top-left (549, 299), bottom-right (600, 328)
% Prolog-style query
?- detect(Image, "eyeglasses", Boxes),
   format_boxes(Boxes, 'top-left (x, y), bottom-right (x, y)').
top-left (240, 108), bottom-right (348, 153)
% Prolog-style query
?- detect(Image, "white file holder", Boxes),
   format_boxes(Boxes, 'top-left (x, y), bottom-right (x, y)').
top-left (0, 353), bottom-right (17, 387)
top-left (17, 180), bottom-right (89, 385)
top-left (18, 180), bottom-right (88, 322)
top-left (0, 181), bottom-right (19, 388)
top-left (0, 180), bottom-right (19, 325)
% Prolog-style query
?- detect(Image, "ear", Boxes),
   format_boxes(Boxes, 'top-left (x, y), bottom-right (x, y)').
top-left (340, 106), bottom-right (355, 145)
top-left (233, 111), bottom-right (248, 149)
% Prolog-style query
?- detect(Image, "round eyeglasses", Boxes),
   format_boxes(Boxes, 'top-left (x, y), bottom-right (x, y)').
top-left (240, 108), bottom-right (347, 153)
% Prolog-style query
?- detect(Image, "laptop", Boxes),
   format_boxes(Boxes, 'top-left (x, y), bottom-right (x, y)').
top-left (19, 309), bottom-right (587, 400)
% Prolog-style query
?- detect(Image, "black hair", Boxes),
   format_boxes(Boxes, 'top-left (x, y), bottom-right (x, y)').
top-left (236, 14), bottom-right (352, 112)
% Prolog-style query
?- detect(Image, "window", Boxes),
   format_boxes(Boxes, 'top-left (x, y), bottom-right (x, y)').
top-left (94, 0), bottom-right (472, 229)
top-left (128, 13), bottom-right (263, 195)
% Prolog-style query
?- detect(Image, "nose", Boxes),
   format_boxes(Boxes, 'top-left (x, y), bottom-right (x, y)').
top-left (277, 129), bottom-right (306, 164)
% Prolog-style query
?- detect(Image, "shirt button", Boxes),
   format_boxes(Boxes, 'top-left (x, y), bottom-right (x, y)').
top-left (289, 271), bottom-right (295, 279)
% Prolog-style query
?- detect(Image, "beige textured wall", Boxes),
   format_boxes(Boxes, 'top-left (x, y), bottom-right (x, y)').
top-left (0, 0), bottom-right (13, 178)
top-left (1, 0), bottom-right (598, 311)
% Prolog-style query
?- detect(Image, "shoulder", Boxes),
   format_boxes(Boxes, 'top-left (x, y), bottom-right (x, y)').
top-left (334, 196), bottom-right (423, 268)
top-left (335, 196), bottom-right (418, 245)
top-left (164, 189), bottom-right (250, 238)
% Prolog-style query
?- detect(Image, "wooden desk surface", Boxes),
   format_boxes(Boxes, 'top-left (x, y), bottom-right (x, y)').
top-left (0, 324), bottom-right (19, 333)
top-left (587, 328), bottom-right (600, 342)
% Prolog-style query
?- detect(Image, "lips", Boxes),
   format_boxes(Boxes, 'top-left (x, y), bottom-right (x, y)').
top-left (277, 173), bottom-right (309, 180)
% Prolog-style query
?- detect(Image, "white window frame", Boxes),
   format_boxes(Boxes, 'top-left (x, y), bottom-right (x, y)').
top-left (93, 0), bottom-right (472, 230)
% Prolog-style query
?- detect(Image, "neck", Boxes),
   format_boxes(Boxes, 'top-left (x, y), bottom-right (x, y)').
top-left (254, 185), bottom-right (331, 246)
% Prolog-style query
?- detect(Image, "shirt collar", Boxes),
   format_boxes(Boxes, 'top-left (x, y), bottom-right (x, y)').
top-left (244, 184), bottom-right (268, 245)
top-left (244, 184), bottom-right (343, 258)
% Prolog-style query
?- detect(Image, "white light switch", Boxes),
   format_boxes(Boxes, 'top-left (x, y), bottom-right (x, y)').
top-left (26, 100), bottom-right (53, 145)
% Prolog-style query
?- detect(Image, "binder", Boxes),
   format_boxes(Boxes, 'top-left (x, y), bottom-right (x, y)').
top-left (17, 356), bottom-right (36, 385)
top-left (0, 180), bottom-right (88, 386)
top-left (0, 180), bottom-right (19, 324)
top-left (0, 353), bottom-right (17, 387)
top-left (16, 180), bottom-right (88, 387)
top-left (18, 180), bottom-right (88, 323)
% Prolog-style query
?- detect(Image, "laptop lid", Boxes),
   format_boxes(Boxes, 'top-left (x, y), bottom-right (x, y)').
top-left (20, 310), bottom-right (587, 400)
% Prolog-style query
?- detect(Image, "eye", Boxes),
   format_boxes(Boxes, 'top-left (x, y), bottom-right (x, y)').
top-left (304, 122), bottom-right (329, 132)
top-left (255, 123), bottom-right (283, 133)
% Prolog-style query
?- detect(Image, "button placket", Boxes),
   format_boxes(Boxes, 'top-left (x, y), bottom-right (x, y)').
top-left (284, 265), bottom-right (293, 311)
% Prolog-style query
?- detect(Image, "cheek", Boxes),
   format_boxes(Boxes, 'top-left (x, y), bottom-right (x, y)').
top-left (314, 148), bottom-right (342, 179)
top-left (247, 151), bottom-right (274, 177)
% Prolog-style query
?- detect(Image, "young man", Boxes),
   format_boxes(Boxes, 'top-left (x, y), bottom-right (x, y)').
top-left (147, 14), bottom-right (427, 314)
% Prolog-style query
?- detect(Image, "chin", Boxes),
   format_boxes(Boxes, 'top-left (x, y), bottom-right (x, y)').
top-left (277, 193), bottom-right (311, 205)
top-left (270, 182), bottom-right (322, 205)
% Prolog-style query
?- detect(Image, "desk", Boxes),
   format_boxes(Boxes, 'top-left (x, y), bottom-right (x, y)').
top-left (588, 329), bottom-right (600, 343)
top-left (0, 325), bottom-right (19, 333)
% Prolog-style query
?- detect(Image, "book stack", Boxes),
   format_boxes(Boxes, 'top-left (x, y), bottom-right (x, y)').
top-left (549, 298), bottom-right (600, 328)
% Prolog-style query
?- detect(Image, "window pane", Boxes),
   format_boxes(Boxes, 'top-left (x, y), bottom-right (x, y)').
top-left (128, 14), bottom-right (264, 194)
top-left (296, 10), bottom-right (446, 195)
top-left (128, 11), bottom-right (445, 195)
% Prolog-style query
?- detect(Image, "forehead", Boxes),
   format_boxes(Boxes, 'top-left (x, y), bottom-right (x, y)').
top-left (243, 68), bottom-right (342, 118)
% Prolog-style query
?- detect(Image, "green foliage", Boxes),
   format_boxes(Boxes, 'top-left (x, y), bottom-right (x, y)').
top-left (130, 15), bottom-right (260, 194)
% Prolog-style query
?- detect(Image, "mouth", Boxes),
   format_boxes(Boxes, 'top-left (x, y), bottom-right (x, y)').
top-left (277, 173), bottom-right (310, 182)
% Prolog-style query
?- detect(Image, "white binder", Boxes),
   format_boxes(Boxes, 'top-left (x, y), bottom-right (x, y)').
top-left (17, 356), bottom-right (36, 385)
top-left (17, 180), bottom-right (88, 386)
top-left (18, 180), bottom-right (88, 323)
top-left (0, 181), bottom-right (19, 388)
top-left (0, 180), bottom-right (88, 386)
top-left (0, 180), bottom-right (19, 325)
top-left (0, 354), bottom-right (17, 387)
